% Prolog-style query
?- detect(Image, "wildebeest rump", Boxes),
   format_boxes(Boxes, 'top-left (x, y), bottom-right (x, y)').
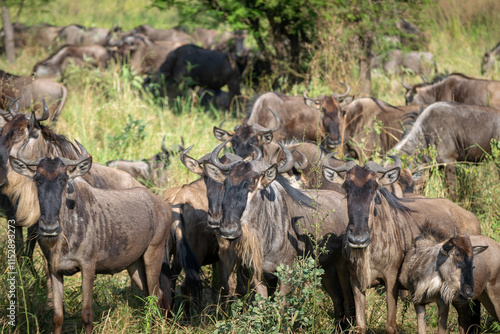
top-left (10, 141), bottom-right (172, 334)
top-left (399, 230), bottom-right (488, 334)
top-left (145, 44), bottom-right (245, 104)
top-left (322, 157), bottom-right (481, 333)
top-left (390, 101), bottom-right (500, 200)
top-left (33, 44), bottom-right (111, 78)
top-left (403, 73), bottom-right (500, 109)
top-left (0, 70), bottom-right (67, 122)
top-left (245, 86), bottom-right (350, 150)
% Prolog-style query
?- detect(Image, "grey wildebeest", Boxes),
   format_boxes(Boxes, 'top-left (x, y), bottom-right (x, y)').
top-left (203, 141), bottom-right (355, 321)
top-left (322, 157), bottom-right (481, 333)
top-left (341, 97), bottom-right (423, 161)
top-left (481, 41), bottom-right (500, 75)
top-left (10, 141), bottom-right (172, 334)
top-left (245, 85), bottom-right (350, 150)
top-left (403, 72), bottom-right (500, 109)
top-left (32, 44), bottom-right (111, 78)
top-left (0, 70), bottom-right (67, 122)
top-left (144, 44), bottom-right (246, 104)
top-left (390, 101), bottom-right (500, 200)
top-left (112, 34), bottom-right (184, 75)
top-left (371, 49), bottom-right (437, 78)
top-left (57, 24), bottom-right (110, 46)
top-left (399, 230), bottom-right (488, 334)
top-left (129, 24), bottom-right (194, 44)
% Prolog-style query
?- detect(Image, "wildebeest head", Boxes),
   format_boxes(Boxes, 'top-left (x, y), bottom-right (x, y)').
top-left (204, 141), bottom-right (294, 239)
top-left (0, 98), bottom-right (49, 186)
top-left (213, 108), bottom-right (281, 159)
top-left (303, 84), bottom-right (350, 150)
top-left (427, 230), bottom-right (488, 303)
top-left (323, 157), bottom-right (401, 248)
top-left (9, 140), bottom-right (92, 237)
top-left (402, 73), bottom-right (431, 105)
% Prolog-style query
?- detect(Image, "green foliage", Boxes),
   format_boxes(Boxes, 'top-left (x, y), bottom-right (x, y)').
top-left (107, 114), bottom-right (148, 152)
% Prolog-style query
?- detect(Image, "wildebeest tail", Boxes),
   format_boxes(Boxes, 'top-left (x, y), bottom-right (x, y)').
top-left (175, 214), bottom-right (202, 303)
top-left (160, 247), bottom-right (172, 311)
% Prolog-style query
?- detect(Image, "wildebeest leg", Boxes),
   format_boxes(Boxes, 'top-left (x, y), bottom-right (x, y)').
top-left (436, 298), bottom-right (450, 334)
top-left (50, 270), bottom-right (64, 334)
top-left (15, 226), bottom-right (23, 258)
top-left (453, 300), bottom-right (479, 334)
top-left (351, 277), bottom-right (367, 334)
top-left (143, 244), bottom-right (166, 308)
top-left (444, 164), bottom-right (457, 201)
top-left (127, 260), bottom-right (147, 292)
top-left (414, 303), bottom-right (426, 334)
top-left (321, 265), bottom-right (345, 318)
top-left (81, 265), bottom-right (96, 334)
top-left (336, 257), bottom-right (355, 320)
top-left (385, 277), bottom-right (399, 334)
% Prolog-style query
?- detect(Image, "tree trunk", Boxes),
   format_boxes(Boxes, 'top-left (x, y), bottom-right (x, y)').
top-left (359, 56), bottom-right (371, 96)
top-left (1, 4), bottom-right (15, 63)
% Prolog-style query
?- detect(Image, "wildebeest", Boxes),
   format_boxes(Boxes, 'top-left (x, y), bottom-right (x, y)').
top-left (481, 41), bottom-right (500, 75)
top-left (403, 72), bottom-right (500, 109)
top-left (106, 137), bottom-right (184, 188)
top-left (399, 230), bottom-right (488, 334)
top-left (57, 24), bottom-right (110, 46)
top-left (144, 44), bottom-right (246, 104)
top-left (341, 97), bottom-right (423, 160)
top-left (129, 24), bottom-right (194, 44)
top-left (10, 141), bottom-right (172, 334)
top-left (190, 28), bottom-right (246, 53)
top-left (32, 44), bottom-right (111, 78)
top-left (112, 34), bottom-right (184, 75)
top-left (0, 22), bottom-right (62, 50)
top-left (245, 85), bottom-right (350, 150)
top-left (203, 141), bottom-right (355, 320)
top-left (372, 49), bottom-right (437, 77)
top-left (390, 101), bottom-right (500, 200)
top-left (0, 71), bottom-right (67, 122)
top-left (322, 157), bottom-right (481, 333)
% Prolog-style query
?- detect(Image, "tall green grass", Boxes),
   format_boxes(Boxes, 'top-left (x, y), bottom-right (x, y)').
top-left (0, 0), bottom-right (499, 332)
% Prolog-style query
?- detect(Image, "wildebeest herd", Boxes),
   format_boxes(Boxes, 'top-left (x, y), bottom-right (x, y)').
top-left (2, 20), bottom-right (500, 334)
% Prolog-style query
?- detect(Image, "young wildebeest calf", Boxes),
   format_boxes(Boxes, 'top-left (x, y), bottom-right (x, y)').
top-left (10, 141), bottom-right (172, 334)
top-left (399, 231), bottom-right (488, 334)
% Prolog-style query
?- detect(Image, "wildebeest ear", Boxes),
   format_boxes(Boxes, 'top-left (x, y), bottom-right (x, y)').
top-left (204, 162), bottom-right (226, 183)
top-left (68, 157), bottom-right (92, 180)
top-left (304, 98), bottom-right (321, 110)
top-left (378, 167), bottom-right (400, 186)
top-left (9, 156), bottom-right (36, 179)
top-left (181, 154), bottom-right (203, 175)
top-left (473, 245), bottom-right (488, 256)
top-left (323, 166), bottom-right (344, 185)
top-left (440, 243), bottom-right (455, 256)
top-left (261, 130), bottom-right (273, 144)
top-left (260, 164), bottom-right (277, 189)
top-left (213, 127), bottom-right (232, 141)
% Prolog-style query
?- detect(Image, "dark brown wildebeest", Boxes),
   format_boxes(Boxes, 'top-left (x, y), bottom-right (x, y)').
top-left (129, 24), bottom-right (194, 44)
top-left (481, 41), bottom-right (500, 75)
top-left (144, 44), bottom-right (246, 105)
top-left (403, 72), bottom-right (500, 109)
top-left (203, 141), bottom-right (355, 321)
top-left (322, 157), bottom-right (481, 333)
top-left (390, 101), bottom-right (500, 200)
top-left (399, 230), bottom-right (488, 334)
top-left (245, 85), bottom-right (350, 150)
top-left (10, 141), bottom-right (172, 334)
top-left (57, 24), bottom-right (110, 46)
top-left (106, 137), bottom-right (184, 189)
top-left (112, 34), bottom-right (184, 75)
top-left (32, 44), bottom-right (111, 78)
top-left (0, 71), bottom-right (67, 122)
top-left (341, 97), bottom-right (423, 161)
top-left (372, 50), bottom-right (437, 78)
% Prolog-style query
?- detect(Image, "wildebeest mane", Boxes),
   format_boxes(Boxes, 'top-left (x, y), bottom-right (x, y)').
top-left (370, 97), bottom-right (403, 112)
top-left (40, 125), bottom-right (79, 158)
top-left (0, 69), bottom-right (18, 80)
top-left (275, 174), bottom-right (315, 208)
top-left (417, 223), bottom-right (450, 242)
top-left (378, 187), bottom-right (413, 215)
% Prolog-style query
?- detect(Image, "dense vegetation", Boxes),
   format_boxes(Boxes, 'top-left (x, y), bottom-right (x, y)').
top-left (0, 0), bottom-right (500, 332)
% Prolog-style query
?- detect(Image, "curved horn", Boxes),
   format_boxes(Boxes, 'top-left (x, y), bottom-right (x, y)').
top-left (294, 150), bottom-right (308, 170)
top-left (180, 144), bottom-right (194, 160)
top-left (58, 140), bottom-right (90, 167)
top-left (323, 154), bottom-right (357, 172)
top-left (303, 88), bottom-right (312, 100)
top-left (402, 73), bottom-right (412, 90)
top-left (210, 139), bottom-right (241, 171)
top-left (332, 82), bottom-right (351, 99)
top-left (251, 108), bottom-right (281, 134)
top-left (6, 96), bottom-right (21, 117)
top-left (365, 161), bottom-right (389, 174)
top-left (161, 135), bottom-right (168, 153)
top-left (277, 142), bottom-right (295, 174)
top-left (36, 99), bottom-right (50, 122)
top-left (250, 144), bottom-right (262, 161)
top-left (419, 73), bottom-right (428, 84)
top-left (387, 155), bottom-right (402, 170)
top-left (16, 140), bottom-right (43, 166)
